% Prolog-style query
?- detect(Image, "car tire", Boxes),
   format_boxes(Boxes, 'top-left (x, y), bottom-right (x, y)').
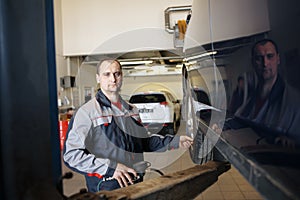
top-left (186, 95), bottom-right (213, 164)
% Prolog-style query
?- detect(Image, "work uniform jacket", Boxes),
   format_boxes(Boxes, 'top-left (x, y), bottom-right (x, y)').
top-left (63, 90), bottom-right (179, 192)
top-left (224, 75), bottom-right (300, 144)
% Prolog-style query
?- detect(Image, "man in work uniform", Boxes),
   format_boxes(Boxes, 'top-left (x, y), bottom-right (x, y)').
top-left (63, 59), bottom-right (193, 192)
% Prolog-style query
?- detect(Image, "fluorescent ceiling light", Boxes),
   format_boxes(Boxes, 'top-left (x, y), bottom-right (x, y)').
top-left (119, 60), bottom-right (153, 65)
top-left (184, 51), bottom-right (217, 62)
top-left (169, 58), bottom-right (183, 63)
top-left (134, 65), bottom-right (152, 70)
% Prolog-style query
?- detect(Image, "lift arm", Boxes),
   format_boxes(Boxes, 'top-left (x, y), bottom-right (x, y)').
top-left (68, 161), bottom-right (230, 200)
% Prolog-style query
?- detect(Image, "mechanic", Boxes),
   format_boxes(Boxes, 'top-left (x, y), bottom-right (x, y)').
top-left (213, 39), bottom-right (300, 147)
top-left (63, 58), bottom-right (193, 192)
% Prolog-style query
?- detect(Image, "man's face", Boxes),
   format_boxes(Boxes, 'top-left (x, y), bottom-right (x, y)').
top-left (96, 60), bottom-right (123, 94)
top-left (253, 42), bottom-right (280, 82)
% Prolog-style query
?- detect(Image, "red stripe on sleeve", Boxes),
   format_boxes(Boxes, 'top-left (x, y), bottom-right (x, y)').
top-left (87, 173), bottom-right (103, 179)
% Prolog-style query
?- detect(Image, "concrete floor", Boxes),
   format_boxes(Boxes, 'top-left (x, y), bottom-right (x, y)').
top-left (61, 122), bottom-right (264, 200)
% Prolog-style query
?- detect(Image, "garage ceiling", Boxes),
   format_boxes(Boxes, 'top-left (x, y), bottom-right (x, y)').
top-left (83, 48), bottom-right (184, 66)
top-left (81, 33), bottom-right (266, 75)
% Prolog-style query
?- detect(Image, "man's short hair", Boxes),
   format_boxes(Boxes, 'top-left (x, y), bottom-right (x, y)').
top-left (251, 38), bottom-right (279, 59)
top-left (237, 75), bottom-right (244, 82)
top-left (96, 58), bottom-right (122, 74)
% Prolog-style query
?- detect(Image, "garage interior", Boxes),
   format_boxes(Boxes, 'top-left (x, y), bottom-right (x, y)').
top-left (1, 0), bottom-right (300, 200)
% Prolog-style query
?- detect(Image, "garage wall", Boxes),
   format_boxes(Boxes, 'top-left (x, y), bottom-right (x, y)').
top-left (122, 75), bottom-right (183, 100)
top-left (60, 0), bottom-right (192, 55)
top-left (59, 0), bottom-right (270, 56)
top-left (54, 0), bottom-right (68, 95)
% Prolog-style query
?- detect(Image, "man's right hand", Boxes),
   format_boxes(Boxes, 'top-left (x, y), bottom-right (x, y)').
top-left (211, 123), bottom-right (222, 134)
top-left (113, 163), bottom-right (137, 188)
top-left (275, 136), bottom-right (296, 148)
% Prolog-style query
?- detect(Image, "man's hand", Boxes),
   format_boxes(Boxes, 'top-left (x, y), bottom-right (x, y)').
top-left (179, 136), bottom-right (193, 149)
top-left (112, 163), bottom-right (137, 188)
top-left (211, 123), bottom-right (222, 134)
top-left (275, 136), bottom-right (296, 148)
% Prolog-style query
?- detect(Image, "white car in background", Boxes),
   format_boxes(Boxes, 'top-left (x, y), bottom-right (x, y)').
top-left (129, 91), bottom-right (181, 135)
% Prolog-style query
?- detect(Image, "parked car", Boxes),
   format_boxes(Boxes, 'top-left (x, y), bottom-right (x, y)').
top-left (129, 91), bottom-right (181, 135)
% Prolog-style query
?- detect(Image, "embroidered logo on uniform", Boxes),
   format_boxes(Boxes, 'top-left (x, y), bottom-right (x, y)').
top-left (92, 116), bottom-right (112, 127)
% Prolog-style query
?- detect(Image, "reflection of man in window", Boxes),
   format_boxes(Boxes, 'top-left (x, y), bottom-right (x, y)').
top-left (222, 39), bottom-right (300, 147)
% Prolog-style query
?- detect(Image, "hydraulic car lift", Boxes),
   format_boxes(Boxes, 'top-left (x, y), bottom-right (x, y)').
top-left (68, 161), bottom-right (230, 200)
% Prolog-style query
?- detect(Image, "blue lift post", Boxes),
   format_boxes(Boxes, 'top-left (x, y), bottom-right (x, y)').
top-left (0, 0), bottom-right (62, 199)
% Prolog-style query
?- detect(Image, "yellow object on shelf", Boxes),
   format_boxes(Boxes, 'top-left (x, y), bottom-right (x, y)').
top-left (177, 20), bottom-right (187, 40)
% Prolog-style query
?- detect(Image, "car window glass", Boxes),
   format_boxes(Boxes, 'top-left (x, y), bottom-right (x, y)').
top-left (192, 90), bottom-right (211, 106)
top-left (129, 94), bottom-right (166, 103)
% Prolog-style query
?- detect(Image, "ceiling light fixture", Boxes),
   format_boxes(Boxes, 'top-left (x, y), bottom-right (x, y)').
top-left (119, 60), bottom-right (153, 65)
top-left (184, 51), bottom-right (217, 62)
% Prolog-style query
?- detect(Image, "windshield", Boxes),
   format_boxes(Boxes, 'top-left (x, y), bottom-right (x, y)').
top-left (129, 94), bottom-right (166, 103)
